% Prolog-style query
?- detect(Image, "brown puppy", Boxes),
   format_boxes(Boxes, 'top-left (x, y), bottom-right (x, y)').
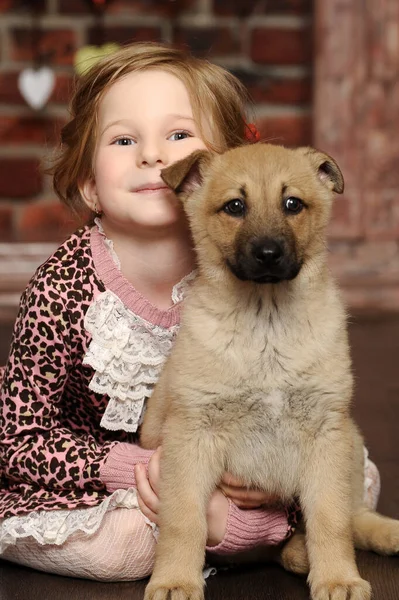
top-left (140, 144), bottom-right (399, 600)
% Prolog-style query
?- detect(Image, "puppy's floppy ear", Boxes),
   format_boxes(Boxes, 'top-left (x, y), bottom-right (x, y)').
top-left (298, 146), bottom-right (344, 194)
top-left (161, 150), bottom-right (212, 198)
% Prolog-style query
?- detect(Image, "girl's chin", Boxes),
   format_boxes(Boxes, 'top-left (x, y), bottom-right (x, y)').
top-left (118, 214), bottom-right (187, 232)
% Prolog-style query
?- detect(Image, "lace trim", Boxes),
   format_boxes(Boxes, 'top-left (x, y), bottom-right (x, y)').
top-left (83, 290), bottom-right (179, 432)
top-left (0, 488), bottom-right (159, 553)
top-left (85, 221), bottom-right (196, 432)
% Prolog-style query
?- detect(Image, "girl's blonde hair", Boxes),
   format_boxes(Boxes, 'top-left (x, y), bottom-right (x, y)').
top-left (52, 42), bottom-right (252, 214)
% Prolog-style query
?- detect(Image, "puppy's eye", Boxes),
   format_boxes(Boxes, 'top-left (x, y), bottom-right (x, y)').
top-left (222, 199), bottom-right (246, 217)
top-left (283, 197), bottom-right (304, 215)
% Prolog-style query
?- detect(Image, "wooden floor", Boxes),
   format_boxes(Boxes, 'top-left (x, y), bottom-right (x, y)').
top-left (1, 311), bottom-right (399, 599)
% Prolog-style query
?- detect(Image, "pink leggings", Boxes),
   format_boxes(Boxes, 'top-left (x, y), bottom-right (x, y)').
top-left (2, 507), bottom-right (155, 581)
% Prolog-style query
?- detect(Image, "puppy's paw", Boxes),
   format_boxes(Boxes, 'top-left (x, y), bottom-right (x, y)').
top-left (354, 512), bottom-right (399, 555)
top-left (311, 578), bottom-right (371, 600)
top-left (144, 580), bottom-right (204, 600)
top-left (370, 518), bottom-right (399, 555)
top-left (279, 533), bottom-right (309, 575)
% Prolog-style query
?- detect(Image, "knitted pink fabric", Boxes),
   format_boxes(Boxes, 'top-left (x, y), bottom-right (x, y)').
top-left (100, 442), bottom-right (290, 555)
top-left (206, 500), bottom-right (289, 554)
top-left (100, 442), bottom-right (154, 492)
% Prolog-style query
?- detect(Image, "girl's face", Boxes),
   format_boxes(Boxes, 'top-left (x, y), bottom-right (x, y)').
top-left (81, 69), bottom-right (210, 236)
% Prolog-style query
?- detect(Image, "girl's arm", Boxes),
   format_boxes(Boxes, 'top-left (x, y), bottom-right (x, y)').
top-left (1, 275), bottom-right (116, 493)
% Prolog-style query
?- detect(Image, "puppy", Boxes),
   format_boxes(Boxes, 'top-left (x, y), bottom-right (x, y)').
top-left (140, 143), bottom-right (399, 600)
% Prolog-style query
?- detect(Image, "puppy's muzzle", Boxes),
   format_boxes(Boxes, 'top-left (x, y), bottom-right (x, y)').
top-left (228, 237), bottom-right (302, 284)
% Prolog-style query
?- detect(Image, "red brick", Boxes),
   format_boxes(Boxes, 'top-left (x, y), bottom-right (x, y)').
top-left (364, 190), bottom-right (399, 240)
top-left (0, 206), bottom-right (13, 242)
top-left (50, 73), bottom-right (75, 105)
top-left (328, 240), bottom-right (399, 284)
top-left (232, 70), bottom-right (312, 105)
top-left (214, 0), bottom-right (313, 17)
top-left (0, 72), bottom-right (24, 105)
top-left (251, 27), bottom-right (312, 65)
top-left (87, 26), bottom-right (162, 47)
top-left (341, 285), bottom-right (399, 312)
top-left (328, 191), bottom-right (363, 240)
top-left (256, 114), bottom-right (312, 147)
top-left (0, 0), bottom-right (45, 12)
top-left (0, 159), bottom-right (42, 199)
top-left (173, 26), bottom-right (238, 57)
top-left (58, 0), bottom-right (196, 17)
top-left (10, 29), bottom-right (77, 66)
top-left (0, 116), bottom-right (64, 145)
top-left (17, 201), bottom-right (82, 243)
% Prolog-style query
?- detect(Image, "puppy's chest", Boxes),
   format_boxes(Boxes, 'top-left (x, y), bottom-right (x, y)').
top-left (206, 386), bottom-right (317, 436)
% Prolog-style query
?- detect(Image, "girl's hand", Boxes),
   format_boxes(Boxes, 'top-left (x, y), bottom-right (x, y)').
top-left (135, 447), bottom-right (230, 546)
top-left (219, 472), bottom-right (280, 509)
top-left (135, 446), bottom-right (162, 524)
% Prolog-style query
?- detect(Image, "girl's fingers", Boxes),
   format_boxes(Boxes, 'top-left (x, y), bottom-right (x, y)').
top-left (147, 446), bottom-right (162, 495)
top-left (137, 491), bottom-right (159, 525)
top-left (135, 464), bottom-right (160, 515)
top-left (229, 498), bottom-right (268, 509)
top-left (220, 472), bottom-right (245, 487)
top-left (218, 483), bottom-right (280, 508)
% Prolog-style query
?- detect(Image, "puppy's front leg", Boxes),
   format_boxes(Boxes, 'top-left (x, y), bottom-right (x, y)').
top-left (144, 415), bottom-right (225, 600)
top-left (140, 378), bottom-right (169, 449)
top-left (300, 423), bottom-right (371, 600)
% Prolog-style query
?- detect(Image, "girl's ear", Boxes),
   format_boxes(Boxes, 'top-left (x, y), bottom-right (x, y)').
top-left (79, 178), bottom-right (99, 212)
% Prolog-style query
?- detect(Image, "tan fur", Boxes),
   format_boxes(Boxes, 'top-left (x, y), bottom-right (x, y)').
top-left (140, 144), bottom-right (399, 600)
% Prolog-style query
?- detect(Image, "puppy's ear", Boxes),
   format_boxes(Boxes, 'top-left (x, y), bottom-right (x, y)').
top-left (161, 150), bottom-right (212, 198)
top-left (298, 147), bottom-right (344, 194)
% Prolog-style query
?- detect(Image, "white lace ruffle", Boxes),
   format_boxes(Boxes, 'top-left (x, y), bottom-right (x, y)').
top-left (83, 290), bottom-right (179, 432)
top-left (84, 221), bottom-right (196, 432)
top-left (0, 488), bottom-right (158, 553)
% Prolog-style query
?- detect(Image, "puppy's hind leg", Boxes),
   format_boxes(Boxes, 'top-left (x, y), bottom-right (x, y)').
top-left (278, 530), bottom-right (309, 575)
top-left (353, 508), bottom-right (399, 555)
top-left (349, 422), bottom-right (399, 555)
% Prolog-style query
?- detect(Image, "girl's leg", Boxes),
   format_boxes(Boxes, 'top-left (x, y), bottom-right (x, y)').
top-left (364, 457), bottom-right (380, 511)
top-left (2, 507), bottom-right (155, 582)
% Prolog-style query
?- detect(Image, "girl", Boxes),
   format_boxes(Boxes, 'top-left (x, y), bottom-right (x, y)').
top-left (0, 42), bottom-right (379, 582)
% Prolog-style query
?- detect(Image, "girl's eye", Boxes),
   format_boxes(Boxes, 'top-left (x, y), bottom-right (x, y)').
top-left (113, 137), bottom-right (135, 146)
top-left (169, 131), bottom-right (191, 141)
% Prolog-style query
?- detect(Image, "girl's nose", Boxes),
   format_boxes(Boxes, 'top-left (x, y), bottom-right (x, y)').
top-left (137, 139), bottom-right (167, 168)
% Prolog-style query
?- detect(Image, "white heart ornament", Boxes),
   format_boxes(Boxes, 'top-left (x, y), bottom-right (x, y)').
top-left (18, 67), bottom-right (55, 110)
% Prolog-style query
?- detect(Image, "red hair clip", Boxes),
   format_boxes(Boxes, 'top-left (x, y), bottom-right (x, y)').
top-left (245, 123), bottom-right (261, 143)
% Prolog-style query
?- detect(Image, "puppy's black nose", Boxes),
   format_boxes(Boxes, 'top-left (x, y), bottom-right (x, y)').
top-left (252, 239), bottom-right (283, 265)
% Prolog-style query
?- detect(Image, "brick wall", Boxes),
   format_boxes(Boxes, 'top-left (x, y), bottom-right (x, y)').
top-left (0, 0), bottom-right (397, 313)
top-left (0, 0), bottom-right (313, 244)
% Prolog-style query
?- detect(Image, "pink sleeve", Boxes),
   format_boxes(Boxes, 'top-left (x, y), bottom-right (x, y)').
top-left (100, 442), bottom-right (155, 492)
top-left (206, 499), bottom-right (290, 555)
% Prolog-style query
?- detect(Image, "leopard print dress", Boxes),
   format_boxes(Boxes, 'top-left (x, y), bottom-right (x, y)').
top-left (0, 224), bottom-right (184, 548)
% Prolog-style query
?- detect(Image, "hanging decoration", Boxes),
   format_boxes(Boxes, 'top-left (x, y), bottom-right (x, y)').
top-left (74, 0), bottom-right (120, 76)
top-left (17, 0), bottom-right (55, 111)
top-left (18, 66), bottom-right (55, 111)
